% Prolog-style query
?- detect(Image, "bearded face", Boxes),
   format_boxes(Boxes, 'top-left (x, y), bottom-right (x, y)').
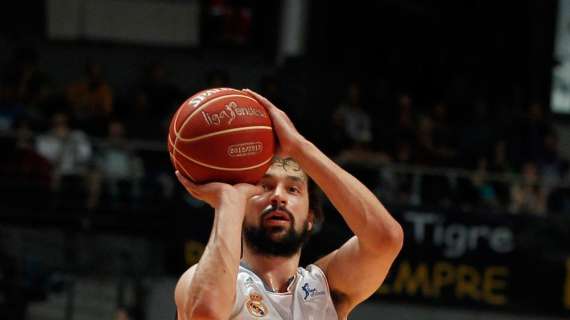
top-left (244, 158), bottom-right (313, 257)
top-left (244, 203), bottom-right (311, 257)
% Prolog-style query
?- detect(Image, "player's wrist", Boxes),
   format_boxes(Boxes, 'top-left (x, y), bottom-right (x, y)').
top-left (288, 136), bottom-right (312, 159)
top-left (218, 189), bottom-right (248, 208)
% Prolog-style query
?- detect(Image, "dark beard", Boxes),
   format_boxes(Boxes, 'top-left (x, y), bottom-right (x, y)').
top-left (243, 206), bottom-right (311, 257)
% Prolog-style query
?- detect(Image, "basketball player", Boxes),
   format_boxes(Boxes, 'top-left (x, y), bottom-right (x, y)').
top-left (174, 89), bottom-right (403, 319)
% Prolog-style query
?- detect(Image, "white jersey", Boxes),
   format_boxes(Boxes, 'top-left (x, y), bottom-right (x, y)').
top-left (231, 263), bottom-right (338, 320)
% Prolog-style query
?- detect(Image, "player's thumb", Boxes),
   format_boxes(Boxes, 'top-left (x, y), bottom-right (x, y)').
top-left (235, 183), bottom-right (264, 198)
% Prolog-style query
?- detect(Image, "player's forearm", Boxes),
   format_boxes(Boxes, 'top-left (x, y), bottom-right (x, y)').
top-left (185, 199), bottom-right (244, 318)
top-left (293, 139), bottom-right (403, 250)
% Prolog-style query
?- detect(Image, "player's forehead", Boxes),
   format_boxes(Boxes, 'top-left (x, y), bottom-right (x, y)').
top-left (264, 157), bottom-right (308, 182)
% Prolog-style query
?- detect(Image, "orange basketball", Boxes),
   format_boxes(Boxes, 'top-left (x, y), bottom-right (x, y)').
top-left (168, 88), bottom-right (275, 184)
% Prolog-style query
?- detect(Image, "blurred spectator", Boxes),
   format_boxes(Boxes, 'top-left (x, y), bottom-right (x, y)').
top-left (394, 93), bottom-right (417, 143)
top-left (0, 82), bottom-right (27, 132)
top-left (11, 48), bottom-right (52, 114)
top-left (537, 130), bottom-right (567, 191)
top-left (205, 1), bottom-right (252, 46)
top-left (93, 120), bottom-right (144, 209)
top-left (457, 99), bottom-right (494, 166)
top-left (115, 306), bottom-right (133, 320)
top-left (430, 101), bottom-right (456, 161)
top-left (415, 115), bottom-right (455, 208)
top-left (205, 68), bottom-right (230, 88)
top-left (125, 92), bottom-right (160, 140)
top-left (0, 119), bottom-right (51, 207)
top-left (332, 82), bottom-right (373, 151)
top-left (538, 130), bottom-right (569, 215)
top-left (0, 48), bottom-right (48, 131)
top-left (489, 140), bottom-right (513, 173)
top-left (469, 157), bottom-right (500, 211)
top-left (547, 169), bottom-right (570, 215)
top-left (488, 140), bottom-right (513, 206)
top-left (0, 50), bottom-right (50, 140)
top-left (137, 62), bottom-right (181, 120)
top-left (415, 115), bottom-right (455, 166)
top-left (259, 74), bottom-right (284, 107)
top-left (377, 140), bottom-right (418, 206)
top-left (66, 62), bottom-right (113, 135)
top-left (514, 102), bottom-right (551, 164)
top-left (509, 161), bottom-right (547, 216)
top-left (35, 112), bottom-right (94, 208)
top-left (126, 62), bottom-right (182, 140)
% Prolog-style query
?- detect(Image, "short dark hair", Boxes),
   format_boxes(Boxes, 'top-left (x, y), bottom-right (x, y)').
top-left (307, 177), bottom-right (324, 231)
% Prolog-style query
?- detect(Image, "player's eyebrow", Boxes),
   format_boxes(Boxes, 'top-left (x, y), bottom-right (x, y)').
top-left (286, 175), bottom-right (306, 183)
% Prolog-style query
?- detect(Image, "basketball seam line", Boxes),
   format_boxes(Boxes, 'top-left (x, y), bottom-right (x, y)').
top-left (176, 126), bottom-right (273, 142)
top-left (172, 106), bottom-right (182, 137)
top-left (170, 153), bottom-right (196, 182)
top-left (168, 135), bottom-right (273, 171)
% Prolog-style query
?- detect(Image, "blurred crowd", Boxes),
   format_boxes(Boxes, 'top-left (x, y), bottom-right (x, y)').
top-left (0, 48), bottom-right (183, 212)
top-left (0, 47), bottom-right (569, 217)
top-left (330, 81), bottom-right (570, 216)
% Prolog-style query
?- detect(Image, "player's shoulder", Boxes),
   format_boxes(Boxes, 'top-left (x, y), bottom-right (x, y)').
top-left (299, 263), bottom-right (332, 287)
top-left (302, 263), bottom-right (325, 276)
top-left (312, 248), bottom-right (340, 275)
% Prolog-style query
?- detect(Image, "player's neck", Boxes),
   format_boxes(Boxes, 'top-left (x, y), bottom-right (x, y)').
top-left (241, 250), bottom-right (301, 293)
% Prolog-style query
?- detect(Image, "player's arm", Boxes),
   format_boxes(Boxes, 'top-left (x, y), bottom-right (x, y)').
top-left (173, 172), bottom-right (262, 320)
top-left (301, 144), bottom-right (403, 315)
top-left (244, 89), bottom-right (404, 316)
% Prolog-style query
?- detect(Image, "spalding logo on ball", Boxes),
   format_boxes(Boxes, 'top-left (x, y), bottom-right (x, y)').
top-left (168, 88), bottom-right (275, 184)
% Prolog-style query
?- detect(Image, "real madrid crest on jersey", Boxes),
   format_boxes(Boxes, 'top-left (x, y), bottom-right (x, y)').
top-left (246, 292), bottom-right (268, 317)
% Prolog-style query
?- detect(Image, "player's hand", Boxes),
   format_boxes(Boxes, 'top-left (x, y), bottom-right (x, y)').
top-left (242, 89), bottom-right (305, 158)
top-left (175, 171), bottom-right (263, 209)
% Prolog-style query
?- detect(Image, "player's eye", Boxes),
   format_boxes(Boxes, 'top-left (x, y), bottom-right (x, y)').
top-left (260, 183), bottom-right (272, 191)
top-left (288, 186), bottom-right (300, 194)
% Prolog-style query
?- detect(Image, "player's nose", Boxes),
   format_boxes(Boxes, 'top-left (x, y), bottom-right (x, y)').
top-left (269, 185), bottom-right (287, 207)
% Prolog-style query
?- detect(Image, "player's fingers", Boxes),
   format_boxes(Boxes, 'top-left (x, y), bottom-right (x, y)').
top-left (242, 89), bottom-right (278, 111)
top-left (281, 111), bottom-right (295, 127)
top-left (244, 89), bottom-right (296, 133)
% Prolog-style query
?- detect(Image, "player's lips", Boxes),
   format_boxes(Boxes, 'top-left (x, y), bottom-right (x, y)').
top-left (262, 210), bottom-right (292, 223)
top-left (260, 204), bottom-right (295, 227)
top-left (263, 210), bottom-right (291, 221)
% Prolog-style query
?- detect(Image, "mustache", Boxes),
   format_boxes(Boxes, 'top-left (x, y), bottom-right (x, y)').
top-left (260, 203), bottom-right (294, 222)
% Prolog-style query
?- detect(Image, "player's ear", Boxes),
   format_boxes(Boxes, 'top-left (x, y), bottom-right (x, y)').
top-left (307, 210), bottom-right (315, 232)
